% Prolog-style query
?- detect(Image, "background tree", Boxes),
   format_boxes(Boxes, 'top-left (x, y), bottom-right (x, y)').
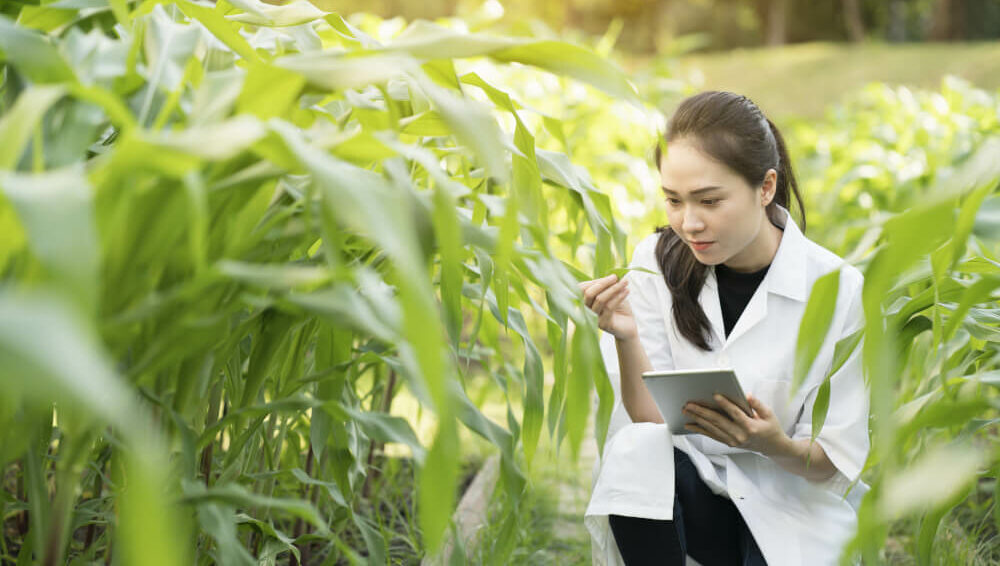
top-left (843, 0), bottom-right (866, 41)
top-left (756, 0), bottom-right (788, 45)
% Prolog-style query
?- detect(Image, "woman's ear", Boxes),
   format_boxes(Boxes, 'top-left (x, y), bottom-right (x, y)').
top-left (761, 168), bottom-right (777, 206)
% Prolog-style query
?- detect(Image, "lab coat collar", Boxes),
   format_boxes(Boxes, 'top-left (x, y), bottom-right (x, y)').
top-left (702, 203), bottom-right (808, 348)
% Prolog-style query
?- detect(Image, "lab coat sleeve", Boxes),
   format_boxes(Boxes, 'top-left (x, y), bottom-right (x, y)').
top-left (593, 235), bottom-right (675, 432)
top-left (791, 272), bottom-right (870, 497)
top-left (626, 234), bottom-right (676, 374)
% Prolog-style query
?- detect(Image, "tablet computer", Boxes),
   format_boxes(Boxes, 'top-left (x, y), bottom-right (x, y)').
top-left (641, 368), bottom-right (753, 435)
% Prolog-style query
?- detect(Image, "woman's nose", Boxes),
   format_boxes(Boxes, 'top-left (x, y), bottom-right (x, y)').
top-left (682, 208), bottom-right (705, 233)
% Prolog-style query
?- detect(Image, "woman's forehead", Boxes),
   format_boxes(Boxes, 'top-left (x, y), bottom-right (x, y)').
top-left (659, 143), bottom-right (739, 192)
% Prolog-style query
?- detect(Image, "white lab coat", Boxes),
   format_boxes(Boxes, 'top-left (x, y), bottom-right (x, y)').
top-left (585, 204), bottom-right (870, 566)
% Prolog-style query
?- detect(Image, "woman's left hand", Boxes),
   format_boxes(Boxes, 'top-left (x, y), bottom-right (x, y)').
top-left (682, 393), bottom-right (789, 456)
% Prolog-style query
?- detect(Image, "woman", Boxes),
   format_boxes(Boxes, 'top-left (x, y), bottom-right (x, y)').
top-left (579, 91), bottom-right (870, 566)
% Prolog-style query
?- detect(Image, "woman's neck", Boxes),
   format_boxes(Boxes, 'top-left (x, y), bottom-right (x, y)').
top-left (722, 218), bottom-right (784, 273)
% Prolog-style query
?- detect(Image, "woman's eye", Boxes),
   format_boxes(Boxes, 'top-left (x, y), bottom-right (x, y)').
top-left (702, 199), bottom-right (719, 206)
top-left (666, 198), bottom-right (680, 206)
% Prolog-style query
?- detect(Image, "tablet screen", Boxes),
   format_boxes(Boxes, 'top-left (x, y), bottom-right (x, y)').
top-left (641, 368), bottom-right (752, 435)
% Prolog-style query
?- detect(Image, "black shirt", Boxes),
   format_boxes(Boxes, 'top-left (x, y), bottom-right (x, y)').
top-left (715, 261), bottom-right (770, 338)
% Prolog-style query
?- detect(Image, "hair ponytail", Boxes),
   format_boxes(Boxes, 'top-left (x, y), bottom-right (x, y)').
top-left (652, 92), bottom-right (807, 351)
top-left (765, 117), bottom-right (806, 232)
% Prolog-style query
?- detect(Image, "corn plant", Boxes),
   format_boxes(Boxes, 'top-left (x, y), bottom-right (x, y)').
top-left (0, 1), bottom-right (640, 563)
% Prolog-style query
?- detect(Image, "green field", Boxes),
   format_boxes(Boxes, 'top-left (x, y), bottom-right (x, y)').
top-left (670, 41), bottom-right (1000, 120)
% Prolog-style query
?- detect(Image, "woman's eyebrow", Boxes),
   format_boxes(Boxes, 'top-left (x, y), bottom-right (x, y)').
top-left (661, 186), bottom-right (723, 195)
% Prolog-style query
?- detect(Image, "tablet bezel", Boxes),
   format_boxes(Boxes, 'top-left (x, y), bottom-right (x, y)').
top-left (641, 368), bottom-right (753, 435)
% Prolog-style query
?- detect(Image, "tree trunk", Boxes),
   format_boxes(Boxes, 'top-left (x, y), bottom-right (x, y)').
top-left (929, 0), bottom-right (966, 40)
top-left (842, 0), bottom-right (865, 42)
top-left (951, 0), bottom-right (966, 40)
top-left (887, 0), bottom-right (906, 42)
top-left (761, 0), bottom-right (787, 46)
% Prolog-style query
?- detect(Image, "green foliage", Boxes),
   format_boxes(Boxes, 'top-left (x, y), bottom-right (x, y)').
top-left (789, 76), bottom-right (1000, 257)
top-left (0, 2), bottom-right (634, 563)
top-left (785, 82), bottom-right (1000, 562)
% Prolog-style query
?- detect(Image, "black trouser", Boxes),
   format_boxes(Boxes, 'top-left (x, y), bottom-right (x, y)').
top-left (608, 447), bottom-right (767, 566)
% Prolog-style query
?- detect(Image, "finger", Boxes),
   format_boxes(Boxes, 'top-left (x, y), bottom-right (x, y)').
top-left (589, 278), bottom-right (628, 312)
top-left (713, 394), bottom-right (753, 425)
top-left (600, 285), bottom-right (630, 318)
top-left (747, 394), bottom-right (773, 419)
top-left (582, 275), bottom-right (620, 308)
top-left (684, 422), bottom-right (711, 436)
top-left (578, 274), bottom-right (615, 290)
top-left (684, 422), bottom-right (715, 438)
top-left (686, 403), bottom-right (745, 443)
top-left (597, 280), bottom-right (629, 313)
top-left (686, 414), bottom-right (739, 446)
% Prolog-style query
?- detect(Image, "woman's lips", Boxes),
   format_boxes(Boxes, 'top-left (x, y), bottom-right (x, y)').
top-left (690, 241), bottom-right (714, 251)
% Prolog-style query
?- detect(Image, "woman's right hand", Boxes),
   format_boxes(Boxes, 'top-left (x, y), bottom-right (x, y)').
top-left (578, 274), bottom-right (638, 340)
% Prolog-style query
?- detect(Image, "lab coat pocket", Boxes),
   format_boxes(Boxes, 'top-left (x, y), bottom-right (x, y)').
top-left (751, 378), bottom-right (797, 434)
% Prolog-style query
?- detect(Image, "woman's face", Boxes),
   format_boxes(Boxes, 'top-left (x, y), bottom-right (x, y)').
top-left (659, 138), bottom-right (777, 271)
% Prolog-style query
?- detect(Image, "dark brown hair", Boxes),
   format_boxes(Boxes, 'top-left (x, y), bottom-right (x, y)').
top-left (653, 91), bottom-right (806, 351)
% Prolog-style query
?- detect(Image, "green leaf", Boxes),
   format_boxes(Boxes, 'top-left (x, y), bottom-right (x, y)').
top-left (289, 468), bottom-right (347, 508)
top-left (810, 379), bottom-right (830, 443)
top-left (354, 514), bottom-right (387, 565)
top-left (0, 86), bottom-right (64, 170)
top-left (792, 268), bottom-right (840, 393)
top-left (604, 266), bottom-right (657, 280)
top-left (878, 443), bottom-right (985, 520)
top-left (15, 4), bottom-right (80, 34)
top-left (310, 325), bottom-right (351, 463)
top-left (399, 110), bottom-right (451, 136)
top-left (506, 308), bottom-right (543, 467)
top-left (142, 116), bottom-right (267, 161)
top-left (286, 286), bottom-right (399, 344)
top-left (0, 165), bottom-right (99, 311)
top-left (233, 513), bottom-right (300, 564)
top-left (432, 183), bottom-right (464, 345)
top-left (419, 422), bottom-right (458, 553)
top-left (0, 292), bottom-right (130, 432)
top-left (236, 62), bottom-right (306, 120)
top-left (119, 449), bottom-right (193, 566)
top-left (137, 5), bottom-right (203, 125)
top-left (225, 0), bottom-right (325, 27)
top-left (275, 51), bottom-right (418, 90)
top-left (216, 260), bottom-right (331, 290)
top-left (489, 40), bottom-right (639, 104)
top-left (180, 482), bottom-right (329, 535)
top-left (411, 72), bottom-right (509, 183)
top-left (178, 1), bottom-right (261, 63)
top-left (566, 317), bottom-right (598, 460)
top-left (377, 21), bottom-right (639, 103)
top-left (0, 14), bottom-right (75, 83)
top-left (337, 404), bottom-right (427, 464)
top-left (939, 275), bottom-right (1000, 344)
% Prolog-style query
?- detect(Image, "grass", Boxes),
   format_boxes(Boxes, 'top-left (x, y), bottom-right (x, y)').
top-left (469, 416), bottom-right (595, 566)
top-left (661, 41), bottom-right (1000, 120)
